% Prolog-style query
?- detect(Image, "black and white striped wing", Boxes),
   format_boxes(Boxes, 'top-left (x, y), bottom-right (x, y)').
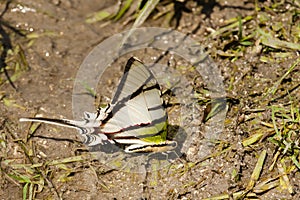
top-left (19, 111), bottom-right (108, 146)
top-left (101, 57), bottom-right (167, 143)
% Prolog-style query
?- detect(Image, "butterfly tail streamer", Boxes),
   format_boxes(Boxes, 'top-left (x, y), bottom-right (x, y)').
top-left (19, 114), bottom-right (108, 146)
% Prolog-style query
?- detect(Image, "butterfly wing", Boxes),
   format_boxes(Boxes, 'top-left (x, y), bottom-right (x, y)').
top-left (20, 112), bottom-right (108, 146)
top-left (101, 57), bottom-right (168, 144)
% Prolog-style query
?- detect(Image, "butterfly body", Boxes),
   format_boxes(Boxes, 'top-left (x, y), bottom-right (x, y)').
top-left (20, 57), bottom-right (177, 153)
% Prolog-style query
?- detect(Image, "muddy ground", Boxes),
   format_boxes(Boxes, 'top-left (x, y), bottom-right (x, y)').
top-left (1, 0), bottom-right (299, 199)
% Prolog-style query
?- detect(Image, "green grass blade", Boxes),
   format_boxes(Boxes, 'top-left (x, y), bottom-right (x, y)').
top-left (23, 182), bottom-right (29, 200)
top-left (132, 0), bottom-right (160, 28)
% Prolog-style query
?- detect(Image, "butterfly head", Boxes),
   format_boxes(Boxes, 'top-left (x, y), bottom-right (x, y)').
top-left (94, 104), bottom-right (112, 122)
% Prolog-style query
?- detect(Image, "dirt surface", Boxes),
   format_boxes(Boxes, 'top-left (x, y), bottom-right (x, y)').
top-left (1, 0), bottom-right (300, 199)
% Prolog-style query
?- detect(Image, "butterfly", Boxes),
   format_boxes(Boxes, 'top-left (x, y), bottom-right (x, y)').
top-left (20, 57), bottom-right (177, 153)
